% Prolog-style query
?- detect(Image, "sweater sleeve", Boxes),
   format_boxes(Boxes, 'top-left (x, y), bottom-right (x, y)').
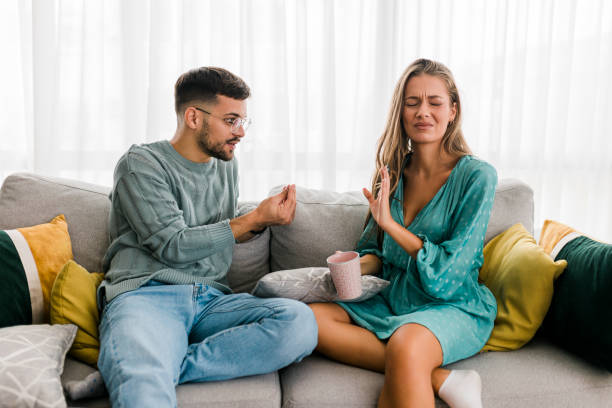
top-left (114, 170), bottom-right (235, 267)
top-left (414, 163), bottom-right (497, 301)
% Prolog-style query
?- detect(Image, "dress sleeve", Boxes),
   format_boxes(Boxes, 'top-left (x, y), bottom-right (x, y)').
top-left (414, 163), bottom-right (497, 301)
top-left (113, 170), bottom-right (235, 268)
top-left (355, 215), bottom-right (383, 259)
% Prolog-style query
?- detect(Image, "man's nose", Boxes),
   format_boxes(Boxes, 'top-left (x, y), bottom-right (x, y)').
top-left (232, 125), bottom-right (246, 137)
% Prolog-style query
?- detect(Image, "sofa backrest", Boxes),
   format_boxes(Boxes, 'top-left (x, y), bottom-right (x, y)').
top-left (0, 173), bottom-right (111, 273)
top-left (269, 179), bottom-right (534, 271)
top-left (0, 173), bottom-right (533, 281)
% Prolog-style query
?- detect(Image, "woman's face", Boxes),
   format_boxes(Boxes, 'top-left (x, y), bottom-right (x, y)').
top-left (402, 74), bottom-right (456, 146)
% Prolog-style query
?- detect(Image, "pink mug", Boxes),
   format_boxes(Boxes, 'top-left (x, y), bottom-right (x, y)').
top-left (326, 251), bottom-right (362, 300)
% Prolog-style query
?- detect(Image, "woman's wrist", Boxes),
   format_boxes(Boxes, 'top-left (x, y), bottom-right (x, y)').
top-left (378, 216), bottom-right (397, 232)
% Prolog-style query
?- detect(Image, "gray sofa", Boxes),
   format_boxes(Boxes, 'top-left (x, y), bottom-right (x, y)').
top-left (0, 172), bottom-right (611, 407)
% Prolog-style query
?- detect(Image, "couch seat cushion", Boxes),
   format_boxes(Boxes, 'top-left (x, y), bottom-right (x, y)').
top-left (62, 358), bottom-right (282, 408)
top-left (280, 336), bottom-right (612, 408)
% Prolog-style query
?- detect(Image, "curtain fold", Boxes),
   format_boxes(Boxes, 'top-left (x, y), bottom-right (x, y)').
top-left (0, 0), bottom-right (610, 241)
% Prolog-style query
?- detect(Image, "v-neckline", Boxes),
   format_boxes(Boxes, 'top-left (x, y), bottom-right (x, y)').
top-left (396, 154), bottom-right (469, 229)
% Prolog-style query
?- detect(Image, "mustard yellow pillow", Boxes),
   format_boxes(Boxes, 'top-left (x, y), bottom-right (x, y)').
top-left (0, 215), bottom-right (73, 327)
top-left (50, 260), bottom-right (103, 366)
top-left (479, 223), bottom-right (567, 351)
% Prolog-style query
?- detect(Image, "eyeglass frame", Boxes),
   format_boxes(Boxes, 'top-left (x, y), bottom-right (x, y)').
top-left (193, 107), bottom-right (252, 134)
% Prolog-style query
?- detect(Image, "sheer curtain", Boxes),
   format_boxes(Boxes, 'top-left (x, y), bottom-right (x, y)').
top-left (1, 0), bottom-right (611, 241)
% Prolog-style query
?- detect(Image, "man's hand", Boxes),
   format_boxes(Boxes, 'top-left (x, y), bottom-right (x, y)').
top-left (230, 184), bottom-right (297, 242)
top-left (254, 184), bottom-right (297, 227)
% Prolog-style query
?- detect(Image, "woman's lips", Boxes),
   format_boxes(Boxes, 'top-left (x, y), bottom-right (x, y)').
top-left (415, 123), bottom-right (433, 130)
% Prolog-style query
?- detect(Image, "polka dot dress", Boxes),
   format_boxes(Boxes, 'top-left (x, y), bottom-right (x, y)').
top-left (338, 155), bottom-right (498, 366)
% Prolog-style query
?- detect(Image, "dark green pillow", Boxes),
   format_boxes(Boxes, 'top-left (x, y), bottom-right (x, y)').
top-left (543, 235), bottom-right (612, 371)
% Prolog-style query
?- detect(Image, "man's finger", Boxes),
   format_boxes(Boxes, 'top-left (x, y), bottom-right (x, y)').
top-left (288, 184), bottom-right (297, 204)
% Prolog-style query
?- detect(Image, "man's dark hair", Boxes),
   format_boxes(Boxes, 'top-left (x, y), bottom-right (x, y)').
top-left (174, 67), bottom-right (250, 114)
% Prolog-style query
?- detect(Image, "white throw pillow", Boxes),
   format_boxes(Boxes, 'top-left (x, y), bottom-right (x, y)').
top-left (251, 267), bottom-right (389, 303)
top-left (0, 324), bottom-right (77, 408)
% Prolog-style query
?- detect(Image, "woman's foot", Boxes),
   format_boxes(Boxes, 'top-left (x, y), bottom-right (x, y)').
top-left (438, 369), bottom-right (483, 408)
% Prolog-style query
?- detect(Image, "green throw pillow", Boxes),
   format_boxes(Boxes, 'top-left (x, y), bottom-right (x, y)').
top-left (0, 215), bottom-right (74, 327)
top-left (541, 222), bottom-right (612, 371)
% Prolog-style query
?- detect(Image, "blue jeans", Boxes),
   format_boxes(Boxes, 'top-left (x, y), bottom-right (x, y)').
top-left (98, 281), bottom-right (317, 407)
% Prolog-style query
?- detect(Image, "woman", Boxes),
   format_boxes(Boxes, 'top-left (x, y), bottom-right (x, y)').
top-left (310, 59), bottom-right (497, 408)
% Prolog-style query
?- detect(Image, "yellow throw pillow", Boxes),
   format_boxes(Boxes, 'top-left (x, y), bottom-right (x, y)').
top-left (479, 223), bottom-right (567, 351)
top-left (50, 260), bottom-right (104, 366)
top-left (0, 215), bottom-right (73, 327)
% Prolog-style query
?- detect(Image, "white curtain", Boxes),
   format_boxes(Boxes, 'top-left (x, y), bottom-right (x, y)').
top-left (1, 0), bottom-right (611, 241)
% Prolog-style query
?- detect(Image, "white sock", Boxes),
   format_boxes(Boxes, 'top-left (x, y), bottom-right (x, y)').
top-left (438, 369), bottom-right (483, 408)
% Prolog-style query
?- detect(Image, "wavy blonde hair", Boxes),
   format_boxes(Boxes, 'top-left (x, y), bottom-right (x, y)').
top-left (365, 59), bottom-right (472, 241)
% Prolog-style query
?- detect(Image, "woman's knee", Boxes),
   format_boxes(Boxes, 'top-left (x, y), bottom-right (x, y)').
top-left (385, 324), bottom-right (443, 370)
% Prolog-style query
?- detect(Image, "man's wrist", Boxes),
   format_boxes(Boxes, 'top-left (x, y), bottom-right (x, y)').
top-left (250, 207), bottom-right (267, 231)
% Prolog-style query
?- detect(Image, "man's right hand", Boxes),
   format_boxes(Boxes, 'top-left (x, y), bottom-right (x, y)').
top-left (230, 184), bottom-right (297, 242)
top-left (253, 184), bottom-right (297, 227)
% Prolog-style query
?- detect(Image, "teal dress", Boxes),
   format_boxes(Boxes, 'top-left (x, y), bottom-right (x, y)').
top-left (338, 155), bottom-right (498, 365)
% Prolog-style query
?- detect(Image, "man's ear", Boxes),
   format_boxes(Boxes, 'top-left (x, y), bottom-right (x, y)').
top-left (183, 107), bottom-right (200, 130)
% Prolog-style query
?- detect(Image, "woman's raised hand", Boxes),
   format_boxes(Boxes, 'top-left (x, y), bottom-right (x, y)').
top-left (362, 166), bottom-right (393, 230)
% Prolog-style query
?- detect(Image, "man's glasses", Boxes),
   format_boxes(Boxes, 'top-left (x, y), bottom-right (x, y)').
top-left (194, 107), bottom-right (252, 134)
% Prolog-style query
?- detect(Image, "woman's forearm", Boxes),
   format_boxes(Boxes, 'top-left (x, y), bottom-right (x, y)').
top-left (360, 254), bottom-right (383, 275)
top-left (381, 219), bottom-right (423, 259)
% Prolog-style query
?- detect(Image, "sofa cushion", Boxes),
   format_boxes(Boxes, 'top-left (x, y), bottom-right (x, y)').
top-left (227, 203), bottom-right (271, 293)
top-left (0, 324), bottom-right (77, 408)
top-left (539, 220), bottom-right (612, 371)
top-left (0, 173), bottom-right (111, 273)
top-left (485, 179), bottom-right (534, 243)
top-left (50, 260), bottom-right (104, 366)
top-left (280, 336), bottom-right (612, 408)
top-left (0, 215), bottom-right (74, 326)
top-left (479, 223), bottom-right (566, 351)
top-left (269, 179), bottom-right (534, 271)
top-left (269, 186), bottom-right (369, 271)
top-left (61, 358), bottom-right (282, 408)
top-left (251, 267), bottom-right (389, 303)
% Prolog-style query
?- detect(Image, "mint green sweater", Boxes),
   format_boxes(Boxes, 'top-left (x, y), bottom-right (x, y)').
top-left (100, 141), bottom-right (238, 303)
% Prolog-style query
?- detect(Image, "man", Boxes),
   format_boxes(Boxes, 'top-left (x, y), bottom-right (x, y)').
top-left (97, 67), bottom-right (317, 407)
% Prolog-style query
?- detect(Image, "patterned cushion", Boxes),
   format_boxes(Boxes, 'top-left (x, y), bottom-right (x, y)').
top-left (0, 215), bottom-right (74, 327)
top-left (251, 267), bottom-right (389, 303)
top-left (0, 324), bottom-right (77, 407)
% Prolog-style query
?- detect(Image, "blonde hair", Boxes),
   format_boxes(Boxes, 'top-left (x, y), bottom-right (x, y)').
top-left (365, 59), bottom-right (472, 240)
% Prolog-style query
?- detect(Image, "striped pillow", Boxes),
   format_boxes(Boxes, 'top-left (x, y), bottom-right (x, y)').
top-left (0, 215), bottom-right (74, 327)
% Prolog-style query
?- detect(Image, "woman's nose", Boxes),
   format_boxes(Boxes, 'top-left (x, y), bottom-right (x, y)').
top-left (416, 104), bottom-right (431, 118)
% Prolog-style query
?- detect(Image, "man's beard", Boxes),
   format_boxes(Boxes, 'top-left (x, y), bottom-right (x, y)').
top-left (196, 127), bottom-right (239, 162)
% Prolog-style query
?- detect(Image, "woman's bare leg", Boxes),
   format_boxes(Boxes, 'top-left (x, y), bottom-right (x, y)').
top-left (310, 303), bottom-right (450, 392)
top-left (378, 323), bottom-right (443, 408)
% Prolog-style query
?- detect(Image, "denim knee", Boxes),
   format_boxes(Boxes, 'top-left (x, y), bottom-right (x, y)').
top-left (277, 299), bottom-right (318, 358)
